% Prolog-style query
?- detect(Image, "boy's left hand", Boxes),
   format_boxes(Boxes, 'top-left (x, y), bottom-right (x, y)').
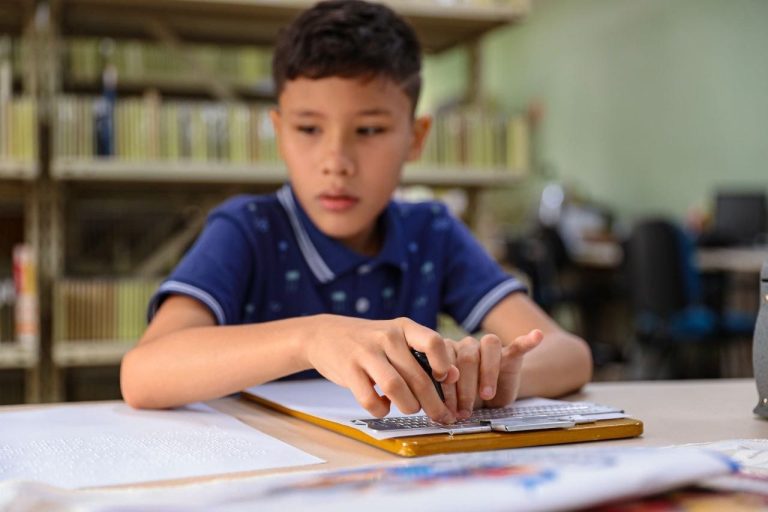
top-left (440, 329), bottom-right (543, 419)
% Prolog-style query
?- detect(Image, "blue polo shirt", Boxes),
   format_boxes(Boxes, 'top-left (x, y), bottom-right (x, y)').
top-left (149, 184), bottom-right (525, 337)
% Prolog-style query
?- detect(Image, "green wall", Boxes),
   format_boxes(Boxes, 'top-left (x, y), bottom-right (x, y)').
top-left (425, 0), bottom-right (768, 224)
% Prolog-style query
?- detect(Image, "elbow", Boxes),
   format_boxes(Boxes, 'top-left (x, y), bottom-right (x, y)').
top-left (120, 348), bottom-right (158, 410)
top-left (571, 334), bottom-right (594, 391)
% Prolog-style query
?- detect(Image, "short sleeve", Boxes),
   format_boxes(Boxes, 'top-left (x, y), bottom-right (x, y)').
top-left (147, 215), bottom-right (255, 325)
top-left (440, 214), bottom-right (526, 333)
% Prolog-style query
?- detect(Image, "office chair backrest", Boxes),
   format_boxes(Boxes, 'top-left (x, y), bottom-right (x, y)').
top-left (626, 219), bottom-right (690, 319)
top-left (714, 191), bottom-right (767, 246)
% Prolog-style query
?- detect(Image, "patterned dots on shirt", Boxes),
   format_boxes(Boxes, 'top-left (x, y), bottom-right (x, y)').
top-left (421, 261), bottom-right (435, 281)
top-left (248, 202), bottom-right (258, 212)
top-left (355, 297), bottom-right (370, 314)
top-left (331, 291), bottom-right (347, 313)
top-left (285, 269), bottom-right (300, 292)
top-left (408, 242), bottom-right (418, 253)
top-left (253, 217), bottom-right (270, 232)
top-left (431, 217), bottom-right (451, 231)
top-left (413, 295), bottom-right (428, 308)
top-left (381, 286), bottom-right (395, 309)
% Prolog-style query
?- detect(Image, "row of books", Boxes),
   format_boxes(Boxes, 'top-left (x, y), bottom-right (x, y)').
top-left (55, 94), bottom-right (279, 163)
top-left (0, 36), bottom-right (25, 88)
top-left (0, 98), bottom-right (38, 164)
top-left (0, 245), bottom-right (38, 347)
top-left (53, 94), bottom-right (529, 170)
top-left (419, 107), bottom-right (530, 171)
top-left (53, 278), bottom-right (160, 343)
top-left (0, 279), bottom-right (16, 344)
top-left (65, 38), bottom-right (273, 91)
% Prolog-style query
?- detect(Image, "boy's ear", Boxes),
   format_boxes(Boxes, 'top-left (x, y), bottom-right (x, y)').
top-left (269, 108), bottom-right (284, 158)
top-left (269, 108), bottom-right (281, 133)
top-left (406, 115), bottom-right (432, 162)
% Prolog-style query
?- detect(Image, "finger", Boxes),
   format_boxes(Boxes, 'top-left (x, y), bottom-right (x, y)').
top-left (398, 318), bottom-right (456, 382)
top-left (436, 338), bottom-right (461, 385)
top-left (347, 368), bottom-right (391, 418)
top-left (479, 333), bottom-right (502, 401)
top-left (455, 337), bottom-right (480, 419)
top-left (384, 338), bottom-right (456, 424)
top-left (441, 342), bottom-right (459, 415)
top-left (503, 329), bottom-right (544, 358)
top-left (365, 355), bottom-right (421, 415)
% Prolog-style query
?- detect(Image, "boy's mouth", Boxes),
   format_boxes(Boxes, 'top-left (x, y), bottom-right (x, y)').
top-left (318, 192), bottom-right (359, 212)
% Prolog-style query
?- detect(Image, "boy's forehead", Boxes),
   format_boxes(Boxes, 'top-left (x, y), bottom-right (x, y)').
top-left (278, 76), bottom-right (412, 114)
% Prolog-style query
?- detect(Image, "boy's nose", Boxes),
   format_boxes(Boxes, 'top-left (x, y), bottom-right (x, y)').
top-left (321, 149), bottom-right (355, 176)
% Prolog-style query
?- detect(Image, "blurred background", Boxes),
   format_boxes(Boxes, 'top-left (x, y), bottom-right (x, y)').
top-left (0, 0), bottom-right (766, 404)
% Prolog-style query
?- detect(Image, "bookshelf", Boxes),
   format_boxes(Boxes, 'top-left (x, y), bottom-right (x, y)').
top-left (0, 160), bottom-right (38, 180)
top-left (25, 0), bottom-right (531, 401)
top-left (51, 159), bottom-right (523, 187)
top-left (0, 1), bottom-right (36, 36)
top-left (0, 4), bottom-right (42, 403)
top-left (57, 0), bottom-right (528, 53)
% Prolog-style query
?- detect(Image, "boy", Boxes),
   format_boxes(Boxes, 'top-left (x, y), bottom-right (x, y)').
top-left (121, 0), bottom-right (592, 424)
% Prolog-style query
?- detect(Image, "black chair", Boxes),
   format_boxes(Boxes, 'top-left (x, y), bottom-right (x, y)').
top-left (625, 219), bottom-right (752, 379)
top-left (505, 226), bottom-right (625, 367)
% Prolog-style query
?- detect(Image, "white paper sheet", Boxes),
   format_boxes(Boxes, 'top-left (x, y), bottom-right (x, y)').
top-left (0, 445), bottom-right (736, 512)
top-left (0, 402), bottom-right (323, 488)
top-left (245, 379), bottom-right (628, 439)
top-left (677, 439), bottom-right (768, 496)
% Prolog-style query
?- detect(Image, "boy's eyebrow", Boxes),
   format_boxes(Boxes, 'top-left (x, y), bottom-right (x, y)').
top-left (285, 108), bottom-right (394, 118)
top-left (287, 110), bottom-right (324, 118)
top-left (356, 108), bottom-right (393, 117)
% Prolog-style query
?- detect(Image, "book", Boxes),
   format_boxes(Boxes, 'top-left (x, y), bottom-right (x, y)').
top-left (12, 244), bottom-right (37, 351)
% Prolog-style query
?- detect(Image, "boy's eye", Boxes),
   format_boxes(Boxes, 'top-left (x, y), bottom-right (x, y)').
top-left (357, 126), bottom-right (387, 136)
top-left (296, 125), bottom-right (319, 135)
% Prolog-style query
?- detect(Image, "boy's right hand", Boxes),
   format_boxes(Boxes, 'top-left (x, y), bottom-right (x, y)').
top-left (303, 315), bottom-right (460, 424)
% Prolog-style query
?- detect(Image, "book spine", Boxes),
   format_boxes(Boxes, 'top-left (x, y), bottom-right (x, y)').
top-left (13, 244), bottom-right (38, 351)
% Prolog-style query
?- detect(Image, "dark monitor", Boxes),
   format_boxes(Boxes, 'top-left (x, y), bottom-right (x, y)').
top-left (713, 191), bottom-right (767, 246)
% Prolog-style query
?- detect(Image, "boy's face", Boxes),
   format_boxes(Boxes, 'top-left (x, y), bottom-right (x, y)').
top-left (271, 76), bottom-right (430, 255)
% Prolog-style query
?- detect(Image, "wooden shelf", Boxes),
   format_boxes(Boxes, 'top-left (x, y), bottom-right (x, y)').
top-left (52, 158), bottom-right (524, 188)
top-left (0, 160), bottom-right (38, 180)
top-left (64, 76), bottom-right (275, 101)
top-left (58, 0), bottom-right (528, 52)
top-left (53, 340), bottom-right (134, 366)
top-left (0, 0), bottom-right (35, 35)
top-left (0, 343), bottom-right (38, 369)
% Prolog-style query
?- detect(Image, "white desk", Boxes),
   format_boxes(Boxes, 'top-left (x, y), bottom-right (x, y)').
top-left (201, 378), bottom-right (768, 478)
top-left (697, 247), bottom-right (768, 274)
top-left (3, 379), bottom-right (767, 485)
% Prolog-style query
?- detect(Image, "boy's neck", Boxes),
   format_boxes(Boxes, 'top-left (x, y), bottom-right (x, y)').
top-left (339, 219), bottom-right (384, 257)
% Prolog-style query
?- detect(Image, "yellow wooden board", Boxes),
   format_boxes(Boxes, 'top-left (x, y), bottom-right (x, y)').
top-left (242, 391), bottom-right (644, 458)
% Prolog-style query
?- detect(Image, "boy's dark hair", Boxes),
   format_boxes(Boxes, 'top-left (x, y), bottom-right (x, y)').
top-left (272, 0), bottom-right (422, 112)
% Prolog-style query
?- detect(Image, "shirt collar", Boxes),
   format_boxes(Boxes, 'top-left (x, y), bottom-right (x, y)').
top-left (276, 184), bottom-right (408, 283)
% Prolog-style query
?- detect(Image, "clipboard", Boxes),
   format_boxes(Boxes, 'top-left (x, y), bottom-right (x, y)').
top-left (242, 380), bottom-right (643, 457)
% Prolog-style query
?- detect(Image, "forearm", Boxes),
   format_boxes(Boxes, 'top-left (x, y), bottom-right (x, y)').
top-left (121, 316), bottom-right (318, 409)
top-left (517, 330), bottom-right (592, 398)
